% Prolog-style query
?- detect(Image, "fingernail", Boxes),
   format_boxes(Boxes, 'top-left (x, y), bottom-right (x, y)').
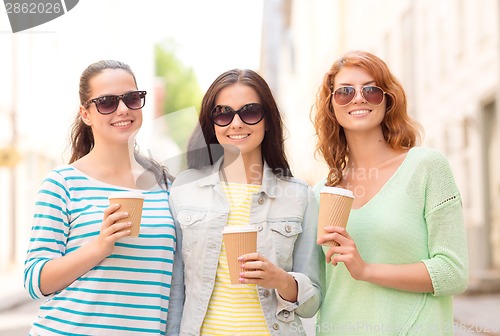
top-left (123, 212), bottom-right (129, 216)
top-left (237, 257), bottom-right (243, 261)
top-left (239, 272), bottom-right (244, 277)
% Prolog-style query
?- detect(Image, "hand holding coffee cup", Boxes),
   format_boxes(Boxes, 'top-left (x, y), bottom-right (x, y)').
top-left (317, 186), bottom-right (354, 246)
top-left (222, 225), bottom-right (258, 285)
top-left (108, 192), bottom-right (144, 237)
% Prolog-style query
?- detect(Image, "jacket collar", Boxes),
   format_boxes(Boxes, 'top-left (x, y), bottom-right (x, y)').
top-left (198, 156), bottom-right (277, 198)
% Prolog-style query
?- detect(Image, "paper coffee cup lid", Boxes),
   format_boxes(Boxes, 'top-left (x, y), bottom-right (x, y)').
top-left (320, 186), bottom-right (354, 198)
top-left (108, 191), bottom-right (144, 199)
top-left (222, 225), bottom-right (258, 233)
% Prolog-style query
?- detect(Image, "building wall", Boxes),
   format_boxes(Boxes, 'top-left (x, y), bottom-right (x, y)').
top-left (260, 0), bottom-right (500, 290)
top-left (0, 0), bottom-right (158, 273)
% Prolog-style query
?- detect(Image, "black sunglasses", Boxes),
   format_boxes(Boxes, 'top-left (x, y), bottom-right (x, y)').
top-left (84, 90), bottom-right (147, 114)
top-left (211, 103), bottom-right (265, 127)
top-left (332, 86), bottom-right (386, 106)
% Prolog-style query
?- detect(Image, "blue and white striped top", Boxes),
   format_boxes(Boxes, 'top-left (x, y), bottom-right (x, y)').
top-left (24, 166), bottom-right (175, 335)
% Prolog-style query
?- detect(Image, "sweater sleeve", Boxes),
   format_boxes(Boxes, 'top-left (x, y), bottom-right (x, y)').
top-left (420, 150), bottom-right (469, 296)
top-left (24, 169), bottom-right (70, 299)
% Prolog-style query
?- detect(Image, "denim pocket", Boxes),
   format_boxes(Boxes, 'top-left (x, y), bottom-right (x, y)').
top-left (177, 209), bottom-right (207, 229)
top-left (177, 208), bottom-right (226, 263)
top-left (268, 218), bottom-right (303, 268)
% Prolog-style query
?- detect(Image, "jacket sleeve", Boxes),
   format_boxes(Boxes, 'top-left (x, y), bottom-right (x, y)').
top-left (420, 151), bottom-right (469, 296)
top-left (165, 188), bottom-right (186, 336)
top-left (275, 185), bottom-right (323, 319)
top-left (24, 170), bottom-right (70, 299)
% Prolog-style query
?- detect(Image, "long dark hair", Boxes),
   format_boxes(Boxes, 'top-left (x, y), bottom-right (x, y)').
top-left (191, 69), bottom-right (292, 177)
top-left (69, 60), bottom-right (171, 188)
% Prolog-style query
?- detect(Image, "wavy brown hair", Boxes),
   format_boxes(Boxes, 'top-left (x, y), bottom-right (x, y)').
top-left (314, 50), bottom-right (422, 186)
top-left (192, 69), bottom-right (292, 177)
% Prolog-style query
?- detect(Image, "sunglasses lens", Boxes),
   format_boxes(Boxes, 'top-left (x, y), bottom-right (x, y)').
top-left (239, 104), bottom-right (265, 125)
top-left (362, 86), bottom-right (384, 105)
top-left (333, 86), bottom-right (385, 106)
top-left (333, 87), bottom-right (356, 105)
top-left (123, 91), bottom-right (145, 110)
top-left (95, 96), bottom-right (119, 114)
top-left (212, 106), bottom-right (235, 126)
top-left (212, 104), bottom-right (265, 126)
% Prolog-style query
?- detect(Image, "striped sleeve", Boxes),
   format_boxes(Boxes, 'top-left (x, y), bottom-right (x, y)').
top-left (24, 169), bottom-right (70, 299)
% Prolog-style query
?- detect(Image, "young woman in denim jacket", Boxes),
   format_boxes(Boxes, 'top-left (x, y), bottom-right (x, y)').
top-left (166, 69), bottom-right (322, 335)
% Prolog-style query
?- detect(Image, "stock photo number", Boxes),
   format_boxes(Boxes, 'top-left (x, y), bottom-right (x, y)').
top-left (3, 0), bottom-right (80, 33)
top-left (5, 2), bottom-right (61, 14)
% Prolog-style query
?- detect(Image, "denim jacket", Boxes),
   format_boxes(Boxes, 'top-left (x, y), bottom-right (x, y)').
top-left (166, 158), bottom-right (323, 335)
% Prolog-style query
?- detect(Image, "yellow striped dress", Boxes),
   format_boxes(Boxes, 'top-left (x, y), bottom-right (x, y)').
top-left (200, 182), bottom-right (270, 335)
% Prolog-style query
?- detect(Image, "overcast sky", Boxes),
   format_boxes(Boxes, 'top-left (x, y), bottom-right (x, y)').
top-left (0, 0), bottom-right (264, 90)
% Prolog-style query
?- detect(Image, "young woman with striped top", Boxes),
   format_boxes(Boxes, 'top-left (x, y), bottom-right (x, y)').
top-left (24, 60), bottom-right (175, 335)
top-left (166, 69), bottom-right (322, 335)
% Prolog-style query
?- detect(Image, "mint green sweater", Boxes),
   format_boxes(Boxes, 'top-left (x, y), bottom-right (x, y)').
top-left (316, 147), bottom-right (468, 335)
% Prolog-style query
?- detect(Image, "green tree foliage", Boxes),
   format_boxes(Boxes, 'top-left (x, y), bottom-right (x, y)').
top-left (155, 40), bottom-right (202, 151)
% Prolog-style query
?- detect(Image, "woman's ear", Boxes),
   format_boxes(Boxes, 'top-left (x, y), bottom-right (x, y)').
top-left (80, 105), bottom-right (91, 126)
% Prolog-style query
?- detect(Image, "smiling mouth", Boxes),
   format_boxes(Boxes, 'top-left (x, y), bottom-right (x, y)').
top-left (348, 109), bottom-right (370, 116)
top-left (228, 134), bottom-right (249, 140)
top-left (112, 121), bottom-right (132, 127)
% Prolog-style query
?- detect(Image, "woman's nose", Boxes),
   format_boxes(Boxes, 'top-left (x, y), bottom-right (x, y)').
top-left (352, 88), bottom-right (366, 103)
top-left (115, 99), bottom-right (129, 115)
top-left (229, 114), bottom-right (244, 128)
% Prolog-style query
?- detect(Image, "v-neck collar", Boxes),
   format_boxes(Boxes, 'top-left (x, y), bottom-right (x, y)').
top-left (351, 147), bottom-right (415, 211)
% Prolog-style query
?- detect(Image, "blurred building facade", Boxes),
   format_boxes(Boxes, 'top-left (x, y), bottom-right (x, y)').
top-left (260, 0), bottom-right (500, 291)
top-left (0, 0), bottom-right (159, 275)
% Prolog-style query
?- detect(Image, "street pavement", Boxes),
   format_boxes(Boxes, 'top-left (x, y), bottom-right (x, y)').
top-left (2, 269), bottom-right (499, 335)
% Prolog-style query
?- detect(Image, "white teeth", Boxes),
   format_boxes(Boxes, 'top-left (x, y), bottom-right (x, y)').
top-left (349, 110), bottom-right (370, 115)
top-left (113, 121), bottom-right (131, 127)
top-left (228, 134), bottom-right (248, 140)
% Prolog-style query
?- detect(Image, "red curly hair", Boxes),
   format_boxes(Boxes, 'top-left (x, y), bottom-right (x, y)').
top-left (314, 50), bottom-right (422, 186)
